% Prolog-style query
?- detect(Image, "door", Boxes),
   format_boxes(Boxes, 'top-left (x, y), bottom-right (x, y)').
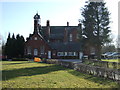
top-left (48, 51), bottom-right (51, 59)
top-left (79, 52), bottom-right (83, 59)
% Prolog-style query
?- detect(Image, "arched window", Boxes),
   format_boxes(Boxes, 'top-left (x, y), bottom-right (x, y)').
top-left (34, 37), bottom-right (37, 40)
top-left (40, 46), bottom-right (45, 54)
top-left (27, 47), bottom-right (31, 55)
top-left (34, 49), bottom-right (38, 56)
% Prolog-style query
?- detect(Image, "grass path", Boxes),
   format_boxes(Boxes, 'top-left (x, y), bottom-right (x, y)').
top-left (2, 61), bottom-right (119, 88)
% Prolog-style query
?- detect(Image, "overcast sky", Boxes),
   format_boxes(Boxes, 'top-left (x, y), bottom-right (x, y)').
top-left (0, 0), bottom-right (119, 45)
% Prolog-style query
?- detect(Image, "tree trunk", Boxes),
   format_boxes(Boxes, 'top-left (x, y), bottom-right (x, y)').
top-left (96, 6), bottom-right (101, 61)
top-left (96, 44), bottom-right (101, 60)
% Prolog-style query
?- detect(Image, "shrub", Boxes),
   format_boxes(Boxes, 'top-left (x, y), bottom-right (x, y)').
top-left (12, 58), bottom-right (28, 61)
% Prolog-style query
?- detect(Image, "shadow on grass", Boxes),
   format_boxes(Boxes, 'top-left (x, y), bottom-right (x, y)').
top-left (3, 61), bottom-right (29, 65)
top-left (68, 70), bottom-right (120, 88)
top-left (2, 61), bottom-right (36, 65)
top-left (2, 65), bottom-right (67, 81)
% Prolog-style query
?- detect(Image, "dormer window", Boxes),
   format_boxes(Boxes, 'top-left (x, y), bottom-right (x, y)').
top-left (34, 37), bottom-right (37, 40)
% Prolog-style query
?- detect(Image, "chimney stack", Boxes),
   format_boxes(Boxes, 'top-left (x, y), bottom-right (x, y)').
top-left (46, 20), bottom-right (50, 39)
top-left (46, 20), bottom-right (50, 26)
top-left (78, 23), bottom-right (82, 29)
top-left (67, 22), bottom-right (69, 26)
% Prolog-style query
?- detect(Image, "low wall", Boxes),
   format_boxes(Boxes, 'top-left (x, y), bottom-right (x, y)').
top-left (83, 59), bottom-right (120, 69)
top-left (46, 59), bottom-right (120, 82)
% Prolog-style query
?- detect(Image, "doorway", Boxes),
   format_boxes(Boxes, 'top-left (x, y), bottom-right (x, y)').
top-left (34, 49), bottom-right (38, 56)
top-left (48, 51), bottom-right (51, 59)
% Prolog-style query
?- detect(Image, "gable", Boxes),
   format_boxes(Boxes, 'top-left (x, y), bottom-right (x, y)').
top-left (25, 33), bottom-right (50, 49)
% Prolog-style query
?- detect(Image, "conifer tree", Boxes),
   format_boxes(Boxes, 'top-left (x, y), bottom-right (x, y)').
top-left (5, 33), bottom-right (25, 58)
top-left (81, 1), bottom-right (111, 60)
top-left (5, 33), bottom-right (12, 58)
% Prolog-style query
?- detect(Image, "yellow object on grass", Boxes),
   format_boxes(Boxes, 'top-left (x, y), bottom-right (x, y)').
top-left (34, 57), bottom-right (41, 62)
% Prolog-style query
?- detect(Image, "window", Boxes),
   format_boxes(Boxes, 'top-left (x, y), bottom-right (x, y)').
top-left (34, 37), bottom-right (37, 40)
top-left (90, 47), bottom-right (95, 55)
top-left (57, 52), bottom-right (61, 56)
top-left (77, 34), bottom-right (79, 39)
top-left (74, 52), bottom-right (77, 56)
top-left (69, 34), bottom-right (72, 41)
top-left (64, 52), bottom-right (67, 56)
top-left (40, 46), bottom-right (45, 54)
top-left (68, 52), bottom-right (76, 56)
top-left (27, 47), bottom-right (31, 55)
top-left (68, 52), bottom-right (72, 56)
top-left (57, 52), bottom-right (64, 56)
top-left (34, 49), bottom-right (38, 56)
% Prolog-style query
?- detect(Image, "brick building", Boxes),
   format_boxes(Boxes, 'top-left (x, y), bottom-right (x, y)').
top-left (24, 13), bottom-right (96, 59)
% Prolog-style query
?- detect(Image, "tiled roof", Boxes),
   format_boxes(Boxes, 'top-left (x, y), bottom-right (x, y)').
top-left (49, 34), bottom-right (64, 39)
top-left (49, 42), bottom-right (82, 52)
top-left (39, 26), bottom-right (82, 51)
top-left (42, 26), bottom-right (78, 34)
top-left (50, 26), bottom-right (65, 34)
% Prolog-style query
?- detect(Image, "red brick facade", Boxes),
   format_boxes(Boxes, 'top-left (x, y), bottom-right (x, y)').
top-left (25, 33), bottom-right (51, 58)
top-left (24, 13), bottom-right (96, 59)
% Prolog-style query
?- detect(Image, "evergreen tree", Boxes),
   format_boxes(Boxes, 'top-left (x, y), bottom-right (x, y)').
top-left (5, 33), bottom-right (12, 58)
top-left (11, 33), bottom-right (16, 57)
top-left (20, 35), bottom-right (25, 57)
top-left (81, 1), bottom-right (111, 60)
top-left (5, 33), bottom-right (25, 58)
top-left (16, 34), bottom-right (20, 57)
top-left (2, 39), bottom-right (5, 57)
top-left (16, 35), bottom-right (25, 57)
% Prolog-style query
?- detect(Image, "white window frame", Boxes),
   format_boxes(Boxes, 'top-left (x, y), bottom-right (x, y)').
top-left (34, 48), bottom-right (38, 56)
top-left (74, 52), bottom-right (77, 56)
top-left (34, 37), bottom-right (37, 40)
top-left (27, 47), bottom-right (31, 55)
top-left (69, 34), bottom-right (72, 41)
top-left (48, 51), bottom-right (51, 59)
top-left (68, 52), bottom-right (72, 56)
top-left (40, 45), bottom-right (45, 54)
top-left (64, 52), bottom-right (67, 56)
top-left (90, 47), bottom-right (95, 55)
top-left (68, 52), bottom-right (77, 56)
top-left (57, 52), bottom-right (64, 56)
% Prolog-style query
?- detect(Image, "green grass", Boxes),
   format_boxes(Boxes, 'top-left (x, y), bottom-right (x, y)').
top-left (102, 59), bottom-right (119, 63)
top-left (2, 61), bottom-right (119, 88)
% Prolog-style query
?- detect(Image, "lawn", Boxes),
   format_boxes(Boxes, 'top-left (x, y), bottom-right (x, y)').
top-left (102, 59), bottom-right (119, 63)
top-left (2, 61), bottom-right (119, 88)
